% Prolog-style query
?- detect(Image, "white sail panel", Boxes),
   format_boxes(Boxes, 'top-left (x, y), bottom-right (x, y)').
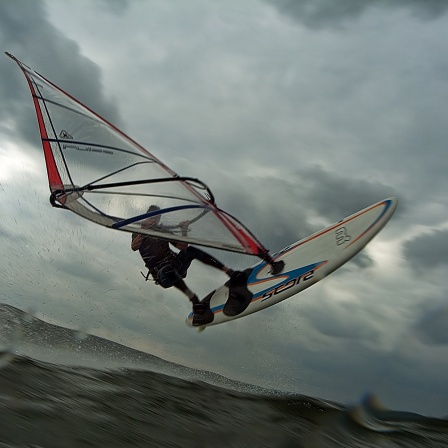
top-left (8, 53), bottom-right (269, 257)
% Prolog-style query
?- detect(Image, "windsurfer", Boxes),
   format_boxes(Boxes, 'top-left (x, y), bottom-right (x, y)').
top-left (131, 206), bottom-right (240, 321)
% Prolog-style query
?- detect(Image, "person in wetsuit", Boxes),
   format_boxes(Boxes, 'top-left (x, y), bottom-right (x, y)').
top-left (131, 206), bottom-right (239, 318)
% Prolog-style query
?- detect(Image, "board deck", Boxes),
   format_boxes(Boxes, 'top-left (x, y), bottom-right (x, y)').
top-left (186, 197), bottom-right (398, 328)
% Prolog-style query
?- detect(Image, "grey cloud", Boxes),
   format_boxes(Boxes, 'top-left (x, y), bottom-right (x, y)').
top-left (210, 164), bottom-right (398, 258)
top-left (1, 0), bottom-right (121, 147)
top-left (297, 165), bottom-right (398, 222)
top-left (347, 252), bottom-right (373, 270)
top-left (415, 305), bottom-right (448, 346)
top-left (264, 0), bottom-right (448, 29)
top-left (55, 258), bottom-right (113, 285)
top-left (216, 175), bottom-right (313, 252)
top-left (403, 229), bottom-right (448, 272)
top-left (96, 0), bottom-right (130, 15)
top-left (310, 302), bottom-right (379, 341)
top-left (0, 223), bottom-right (18, 241)
top-left (265, 0), bottom-right (370, 29)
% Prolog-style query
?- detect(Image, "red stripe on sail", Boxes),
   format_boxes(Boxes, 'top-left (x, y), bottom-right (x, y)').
top-left (234, 226), bottom-right (263, 255)
top-left (217, 211), bottom-right (266, 256)
top-left (9, 54), bottom-right (64, 191)
top-left (32, 96), bottom-right (63, 191)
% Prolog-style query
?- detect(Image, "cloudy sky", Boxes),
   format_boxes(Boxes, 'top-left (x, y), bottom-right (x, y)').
top-left (1, 0), bottom-right (447, 416)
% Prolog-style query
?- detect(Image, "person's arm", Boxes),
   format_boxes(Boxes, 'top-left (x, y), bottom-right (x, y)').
top-left (168, 220), bottom-right (190, 250)
top-left (131, 233), bottom-right (144, 251)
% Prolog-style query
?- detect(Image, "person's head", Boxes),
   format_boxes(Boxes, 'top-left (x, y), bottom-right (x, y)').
top-left (147, 205), bottom-right (160, 214)
top-left (141, 205), bottom-right (161, 229)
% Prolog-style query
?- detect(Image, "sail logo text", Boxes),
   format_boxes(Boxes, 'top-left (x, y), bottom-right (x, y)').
top-left (260, 270), bottom-right (314, 301)
top-left (63, 144), bottom-right (113, 155)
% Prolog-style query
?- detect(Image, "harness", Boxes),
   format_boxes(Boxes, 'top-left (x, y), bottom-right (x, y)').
top-left (141, 256), bottom-right (179, 286)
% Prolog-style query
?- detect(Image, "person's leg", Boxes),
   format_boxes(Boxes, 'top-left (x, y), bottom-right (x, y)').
top-left (157, 264), bottom-right (198, 303)
top-left (176, 246), bottom-right (234, 277)
top-left (172, 278), bottom-right (199, 305)
top-left (173, 279), bottom-right (207, 319)
top-left (173, 266), bottom-right (213, 326)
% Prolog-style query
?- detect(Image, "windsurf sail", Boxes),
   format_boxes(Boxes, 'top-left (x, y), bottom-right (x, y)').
top-left (7, 53), bottom-right (272, 260)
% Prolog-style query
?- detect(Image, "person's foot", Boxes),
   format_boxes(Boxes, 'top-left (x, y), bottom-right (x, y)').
top-left (192, 302), bottom-right (214, 326)
top-left (193, 303), bottom-right (206, 314)
top-left (226, 268), bottom-right (244, 279)
top-left (228, 269), bottom-right (246, 283)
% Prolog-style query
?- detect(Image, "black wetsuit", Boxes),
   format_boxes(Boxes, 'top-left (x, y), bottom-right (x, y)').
top-left (133, 233), bottom-right (176, 274)
top-left (132, 233), bottom-right (225, 288)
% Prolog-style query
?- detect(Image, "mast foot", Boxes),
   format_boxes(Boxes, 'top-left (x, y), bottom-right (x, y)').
top-left (262, 253), bottom-right (285, 274)
top-left (269, 260), bottom-right (285, 275)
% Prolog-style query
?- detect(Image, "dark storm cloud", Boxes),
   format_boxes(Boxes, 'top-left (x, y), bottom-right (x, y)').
top-left (298, 165), bottom-right (399, 222)
top-left (300, 165), bottom-right (400, 268)
top-left (309, 301), bottom-right (380, 341)
top-left (412, 296), bottom-right (448, 346)
top-left (0, 0), bottom-right (121, 146)
top-left (264, 0), bottom-right (448, 29)
top-left (403, 229), bottom-right (448, 272)
top-left (212, 164), bottom-right (396, 262)
top-left (417, 308), bottom-right (448, 346)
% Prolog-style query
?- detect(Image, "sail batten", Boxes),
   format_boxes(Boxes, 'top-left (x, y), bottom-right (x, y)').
top-left (8, 52), bottom-right (269, 258)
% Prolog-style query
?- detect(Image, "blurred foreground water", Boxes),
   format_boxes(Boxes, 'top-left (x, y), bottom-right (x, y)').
top-left (1, 303), bottom-right (447, 448)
